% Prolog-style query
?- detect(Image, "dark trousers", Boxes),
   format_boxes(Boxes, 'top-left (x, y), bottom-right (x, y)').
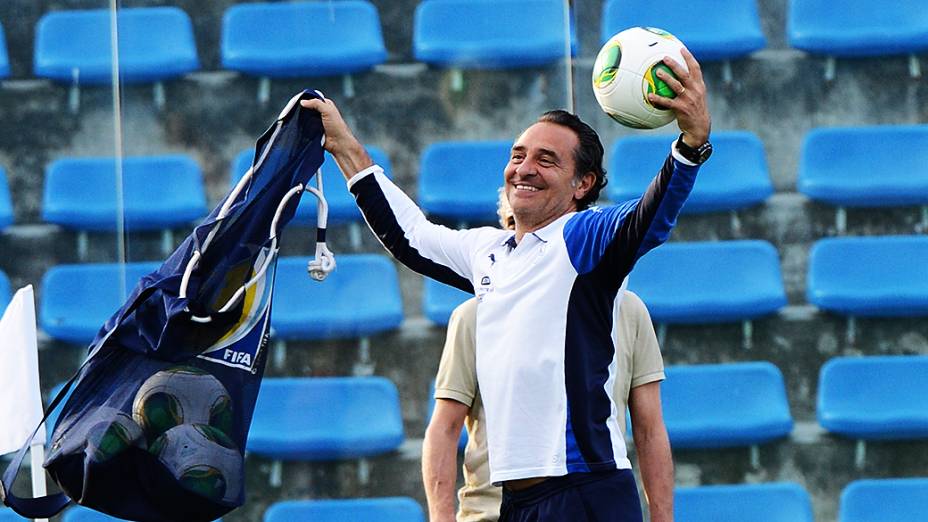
top-left (499, 469), bottom-right (643, 522)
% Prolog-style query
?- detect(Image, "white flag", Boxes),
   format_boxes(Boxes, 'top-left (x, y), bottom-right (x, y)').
top-left (0, 285), bottom-right (44, 456)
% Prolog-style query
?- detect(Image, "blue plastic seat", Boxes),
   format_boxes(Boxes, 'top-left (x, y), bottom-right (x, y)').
top-left (609, 131), bottom-right (773, 213)
top-left (0, 166), bottom-right (12, 230)
top-left (0, 270), bottom-right (10, 314)
top-left (627, 240), bottom-right (786, 323)
top-left (231, 147), bottom-right (392, 226)
top-left (271, 254), bottom-right (403, 340)
top-left (423, 278), bottom-right (472, 326)
top-left (601, 0), bottom-right (765, 60)
top-left (661, 362), bottom-right (793, 449)
top-left (248, 377), bottom-right (404, 460)
top-left (414, 0), bottom-right (574, 69)
top-left (0, 509), bottom-right (26, 521)
top-left (819, 355), bottom-right (928, 440)
top-left (839, 478), bottom-right (928, 522)
top-left (419, 141), bottom-right (510, 222)
top-left (221, 1), bottom-right (386, 78)
top-left (39, 262), bottom-right (159, 345)
top-left (0, 23), bottom-right (9, 79)
top-left (798, 125), bottom-right (928, 208)
top-left (788, 0), bottom-right (928, 57)
top-left (265, 497), bottom-right (424, 522)
top-left (43, 156), bottom-right (207, 232)
top-left (808, 236), bottom-right (928, 317)
top-left (34, 7), bottom-right (199, 84)
top-left (675, 483), bottom-right (813, 521)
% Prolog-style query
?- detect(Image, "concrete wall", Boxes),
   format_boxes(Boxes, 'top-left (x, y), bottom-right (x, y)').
top-left (1, 1), bottom-right (927, 521)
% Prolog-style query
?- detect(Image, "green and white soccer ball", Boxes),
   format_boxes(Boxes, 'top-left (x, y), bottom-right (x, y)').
top-left (132, 366), bottom-right (234, 443)
top-left (52, 406), bottom-right (146, 463)
top-left (149, 423), bottom-right (243, 504)
top-left (592, 26), bottom-right (689, 129)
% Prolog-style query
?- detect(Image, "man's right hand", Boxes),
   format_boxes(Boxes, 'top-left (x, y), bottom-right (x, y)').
top-left (301, 96), bottom-right (373, 179)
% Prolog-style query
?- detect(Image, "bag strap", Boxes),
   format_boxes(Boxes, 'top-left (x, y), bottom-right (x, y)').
top-left (180, 91), bottom-right (335, 323)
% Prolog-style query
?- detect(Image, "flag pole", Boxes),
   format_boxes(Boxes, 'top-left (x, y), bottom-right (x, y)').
top-left (29, 436), bottom-right (48, 522)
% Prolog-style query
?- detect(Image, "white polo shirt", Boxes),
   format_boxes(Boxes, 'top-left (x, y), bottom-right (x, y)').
top-left (348, 147), bottom-right (698, 483)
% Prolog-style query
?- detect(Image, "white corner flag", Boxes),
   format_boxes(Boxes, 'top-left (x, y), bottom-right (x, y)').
top-left (0, 285), bottom-right (44, 454)
top-left (0, 285), bottom-right (49, 521)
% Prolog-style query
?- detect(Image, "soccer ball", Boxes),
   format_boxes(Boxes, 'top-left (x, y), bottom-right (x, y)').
top-left (592, 27), bottom-right (689, 129)
top-left (52, 406), bottom-right (146, 463)
top-left (85, 408), bottom-right (146, 463)
top-left (132, 366), bottom-right (234, 443)
top-left (149, 423), bottom-right (243, 504)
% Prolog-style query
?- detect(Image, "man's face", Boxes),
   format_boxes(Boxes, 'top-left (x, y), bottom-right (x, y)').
top-left (504, 122), bottom-right (581, 229)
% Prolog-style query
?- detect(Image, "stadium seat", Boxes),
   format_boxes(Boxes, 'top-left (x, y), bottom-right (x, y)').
top-left (414, 0), bottom-right (575, 69)
top-left (43, 156), bottom-right (206, 232)
top-left (264, 497), bottom-right (424, 522)
top-left (271, 254), bottom-right (403, 340)
top-left (0, 508), bottom-right (26, 521)
top-left (600, 0), bottom-right (766, 61)
top-left (807, 236), bottom-right (928, 317)
top-left (34, 7), bottom-right (199, 110)
top-left (423, 278), bottom-right (472, 326)
top-left (839, 478), bottom-right (928, 522)
top-left (0, 166), bottom-right (12, 230)
top-left (0, 22), bottom-right (9, 79)
top-left (675, 482), bottom-right (814, 522)
top-left (627, 240), bottom-right (786, 323)
top-left (788, 0), bottom-right (928, 57)
top-left (418, 141), bottom-right (511, 222)
top-left (222, 1), bottom-right (385, 77)
top-left (39, 262), bottom-right (159, 345)
top-left (34, 7), bottom-right (198, 84)
top-left (0, 269), bottom-right (10, 314)
top-left (608, 131), bottom-right (773, 214)
top-left (798, 125), bottom-right (928, 232)
top-left (230, 146), bottom-right (392, 227)
top-left (818, 355), bottom-right (928, 440)
top-left (426, 380), bottom-right (468, 450)
top-left (661, 362), bottom-right (793, 450)
top-left (248, 377), bottom-right (405, 460)
top-left (222, 1), bottom-right (386, 99)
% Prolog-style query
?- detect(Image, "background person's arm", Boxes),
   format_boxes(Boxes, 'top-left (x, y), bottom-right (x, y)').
top-left (423, 398), bottom-right (469, 522)
top-left (629, 381), bottom-right (674, 522)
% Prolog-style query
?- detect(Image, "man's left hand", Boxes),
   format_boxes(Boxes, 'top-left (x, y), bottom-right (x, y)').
top-left (647, 47), bottom-right (711, 148)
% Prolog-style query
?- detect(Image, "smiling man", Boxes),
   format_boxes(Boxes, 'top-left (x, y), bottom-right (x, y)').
top-left (303, 48), bottom-right (711, 522)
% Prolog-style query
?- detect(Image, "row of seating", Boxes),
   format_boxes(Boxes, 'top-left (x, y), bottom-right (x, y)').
top-left (2, 125), bottom-right (926, 234)
top-left (3, 478), bottom-right (927, 521)
top-left (31, 356), bottom-right (925, 471)
top-left (425, 357), bottom-right (928, 459)
top-left (3, 1), bottom-right (927, 84)
top-left (15, 233), bottom-right (928, 346)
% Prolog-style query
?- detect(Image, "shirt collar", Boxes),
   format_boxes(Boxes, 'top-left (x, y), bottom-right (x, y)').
top-left (499, 212), bottom-right (576, 248)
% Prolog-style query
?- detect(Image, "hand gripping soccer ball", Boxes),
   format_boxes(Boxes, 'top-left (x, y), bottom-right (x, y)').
top-left (149, 423), bottom-right (243, 504)
top-left (132, 366), bottom-right (234, 443)
top-left (592, 27), bottom-right (689, 129)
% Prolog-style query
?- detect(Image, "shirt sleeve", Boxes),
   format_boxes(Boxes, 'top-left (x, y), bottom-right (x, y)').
top-left (624, 291), bottom-right (665, 388)
top-left (348, 165), bottom-right (493, 293)
top-left (434, 298), bottom-right (479, 407)
top-left (562, 147), bottom-right (699, 287)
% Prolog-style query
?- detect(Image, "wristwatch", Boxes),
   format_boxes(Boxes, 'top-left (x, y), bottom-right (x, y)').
top-left (675, 133), bottom-right (713, 165)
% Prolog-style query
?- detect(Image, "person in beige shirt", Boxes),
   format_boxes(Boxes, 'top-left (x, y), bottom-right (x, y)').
top-left (423, 193), bottom-right (674, 522)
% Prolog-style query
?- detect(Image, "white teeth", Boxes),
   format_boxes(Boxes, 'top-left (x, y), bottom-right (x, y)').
top-left (515, 184), bottom-right (539, 192)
